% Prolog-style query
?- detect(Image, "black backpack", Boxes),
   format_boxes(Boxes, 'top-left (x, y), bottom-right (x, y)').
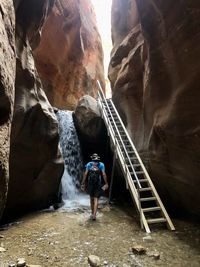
top-left (88, 162), bottom-right (101, 185)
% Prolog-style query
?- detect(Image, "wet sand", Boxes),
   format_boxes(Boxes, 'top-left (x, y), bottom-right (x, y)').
top-left (0, 203), bottom-right (200, 267)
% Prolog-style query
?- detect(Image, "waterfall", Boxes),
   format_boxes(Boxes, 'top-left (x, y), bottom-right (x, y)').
top-left (56, 110), bottom-right (89, 209)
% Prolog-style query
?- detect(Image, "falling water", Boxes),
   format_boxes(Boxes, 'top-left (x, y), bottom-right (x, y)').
top-left (56, 110), bottom-right (89, 209)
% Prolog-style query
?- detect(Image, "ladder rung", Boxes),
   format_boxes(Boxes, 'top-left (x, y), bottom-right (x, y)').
top-left (127, 163), bottom-right (138, 167)
top-left (131, 172), bottom-right (143, 176)
top-left (142, 207), bottom-right (161, 212)
top-left (140, 197), bottom-right (156, 202)
top-left (108, 115), bottom-right (117, 118)
top-left (147, 218), bottom-right (167, 224)
top-left (139, 187), bottom-right (151, 192)
top-left (130, 157), bottom-right (137, 160)
top-left (134, 179), bottom-right (148, 183)
top-left (135, 171), bottom-right (144, 174)
top-left (117, 134), bottom-right (128, 136)
top-left (119, 144), bottom-right (132, 148)
top-left (133, 164), bottom-right (140, 167)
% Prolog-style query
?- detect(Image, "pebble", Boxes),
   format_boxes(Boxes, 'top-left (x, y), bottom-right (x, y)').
top-left (17, 258), bottom-right (26, 267)
top-left (88, 255), bottom-right (101, 267)
top-left (132, 245), bottom-right (147, 255)
top-left (148, 251), bottom-right (160, 260)
top-left (0, 246), bottom-right (6, 252)
top-left (143, 235), bottom-right (154, 243)
top-left (0, 235), bottom-right (4, 238)
top-left (101, 206), bottom-right (111, 212)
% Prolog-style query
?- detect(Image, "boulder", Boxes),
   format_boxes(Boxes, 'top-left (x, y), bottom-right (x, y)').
top-left (73, 95), bottom-right (109, 162)
top-left (74, 95), bottom-right (102, 139)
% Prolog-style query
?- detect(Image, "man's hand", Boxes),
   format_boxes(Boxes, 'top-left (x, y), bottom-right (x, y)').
top-left (81, 183), bottom-right (85, 191)
top-left (102, 183), bottom-right (109, 191)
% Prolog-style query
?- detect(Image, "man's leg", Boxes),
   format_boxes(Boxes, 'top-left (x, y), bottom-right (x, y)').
top-left (93, 197), bottom-right (98, 219)
top-left (90, 197), bottom-right (94, 215)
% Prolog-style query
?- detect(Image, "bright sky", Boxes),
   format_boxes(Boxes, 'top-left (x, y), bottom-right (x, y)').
top-left (91, 0), bottom-right (112, 95)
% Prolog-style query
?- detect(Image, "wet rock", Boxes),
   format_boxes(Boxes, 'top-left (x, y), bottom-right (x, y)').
top-left (17, 258), bottom-right (26, 267)
top-left (131, 245), bottom-right (146, 255)
top-left (88, 255), bottom-right (101, 267)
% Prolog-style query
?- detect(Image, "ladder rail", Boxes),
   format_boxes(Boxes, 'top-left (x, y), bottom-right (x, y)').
top-left (103, 100), bottom-right (142, 190)
top-left (98, 98), bottom-right (140, 209)
top-left (97, 95), bottom-right (135, 187)
top-left (97, 83), bottom-right (142, 189)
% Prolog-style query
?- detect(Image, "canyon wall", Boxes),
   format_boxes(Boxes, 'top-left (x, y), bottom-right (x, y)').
top-left (0, 0), bottom-right (64, 220)
top-left (0, 1), bottom-right (15, 219)
top-left (109, 0), bottom-right (200, 217)
top-left (34, 0), bottom-right (105, 110)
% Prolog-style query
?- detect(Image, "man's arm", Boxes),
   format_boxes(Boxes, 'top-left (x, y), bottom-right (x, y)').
top-left (102, 171), bottom-right (109, 191)
top-left (81, 170), bottom-right (88, 191)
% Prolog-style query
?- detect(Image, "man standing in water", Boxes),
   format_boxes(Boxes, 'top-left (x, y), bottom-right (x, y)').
top-left (81, 153), bottom-right (108, 220)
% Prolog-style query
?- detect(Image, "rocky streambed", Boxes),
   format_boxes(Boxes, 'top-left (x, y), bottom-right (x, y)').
top-left (0, 203), bottom-right (199, 267)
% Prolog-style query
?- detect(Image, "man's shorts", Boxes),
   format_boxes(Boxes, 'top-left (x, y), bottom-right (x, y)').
top-left (87, 182), bottom-right (102, 198)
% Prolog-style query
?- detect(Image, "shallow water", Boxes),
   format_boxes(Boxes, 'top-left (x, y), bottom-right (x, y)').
top-left (0, 202), bottom-right (199, 267)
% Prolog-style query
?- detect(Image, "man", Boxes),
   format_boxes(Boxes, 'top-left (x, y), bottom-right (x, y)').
top-left (81, 153), bottom-right (108, 220)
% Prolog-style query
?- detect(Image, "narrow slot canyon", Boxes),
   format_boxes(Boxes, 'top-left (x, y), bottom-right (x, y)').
top-left (0, 0), bottom-right (200, 266)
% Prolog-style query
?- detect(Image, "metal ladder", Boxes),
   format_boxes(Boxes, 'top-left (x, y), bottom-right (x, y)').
top-left (97, 81), bottom-right (175, 233)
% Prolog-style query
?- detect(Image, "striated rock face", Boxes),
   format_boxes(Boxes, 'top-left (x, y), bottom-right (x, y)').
top-left (1, 0), bottom-right (64, 219)
top-left (34, 0), bottom-right (105, 110)
top-left (0, 1), bottom-right (15, 218)
top-left (109, 0), bottom-right (200, 217)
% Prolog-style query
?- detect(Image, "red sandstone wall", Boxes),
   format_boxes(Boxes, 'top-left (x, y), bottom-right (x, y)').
top-left (34, 0), bottom-right (105, 110)
top-left (1, 0), bottom-right (64, 220)
top-left (109, 0), bottom-right (200, 217)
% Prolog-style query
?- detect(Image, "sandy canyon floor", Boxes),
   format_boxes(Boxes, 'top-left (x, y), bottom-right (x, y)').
top-left (0, 200), bottom-right (199, 267)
